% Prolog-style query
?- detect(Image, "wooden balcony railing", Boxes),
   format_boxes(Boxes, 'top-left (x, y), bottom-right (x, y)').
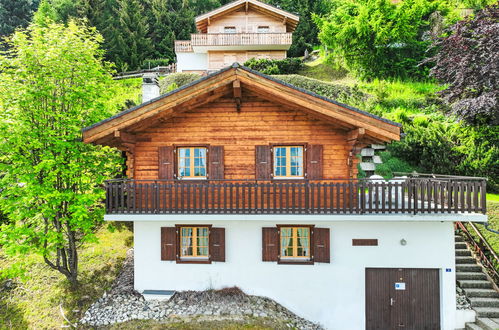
top-left (104, 178), bottom-right (487, 215)
top-left (174, 40), bottom-right (193, 53)
top-left (190, 33), bottom-right (293, 47)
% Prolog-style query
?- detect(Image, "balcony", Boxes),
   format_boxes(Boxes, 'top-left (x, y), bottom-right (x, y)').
top-left (188, 33), bottom-right (293, 52)
top-left (175, 40), bottom-right (193, 53)
top-left (104, 177), bottom-right (487, 216)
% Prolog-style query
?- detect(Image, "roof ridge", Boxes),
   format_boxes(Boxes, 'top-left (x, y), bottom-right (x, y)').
top-left (235, 64), bottom-right (402, 128)
top-left (83, 63), bottom-right (401, 135)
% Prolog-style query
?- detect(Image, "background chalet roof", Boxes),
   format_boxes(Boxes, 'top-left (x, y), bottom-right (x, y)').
top-left (82, 63), bottom-right (401, 146)
top-left (195, 0), bottom-right (300, 33)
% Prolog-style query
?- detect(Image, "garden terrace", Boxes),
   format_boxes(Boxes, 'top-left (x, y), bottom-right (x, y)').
top-left (104, 177), bottom-right (487, 216)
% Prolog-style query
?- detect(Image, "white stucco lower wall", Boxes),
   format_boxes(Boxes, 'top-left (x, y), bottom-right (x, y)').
top-left (176, 52), bottom-right (207, 72)
top-left (134, 220), bottom-right (456, 330)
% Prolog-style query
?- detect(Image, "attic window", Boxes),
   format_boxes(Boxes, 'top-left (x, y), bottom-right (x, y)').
top-left (224, 26), bottom-right (236, 34)
top-left (257, 26), bottom-right (270, 33)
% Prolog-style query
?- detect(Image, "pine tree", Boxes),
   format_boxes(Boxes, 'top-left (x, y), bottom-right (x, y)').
top-left (106, 0), bottom-right (152, 71)
top-left (33, 0), bottom-right (58, 26)
top-left (0, 0), bottom-right (39, 37)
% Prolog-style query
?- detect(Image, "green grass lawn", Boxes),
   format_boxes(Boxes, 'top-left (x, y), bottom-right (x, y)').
top-left (99, 318), bottom-right (287, 330)
top-left (479, 199), bottom-right (499, 253)
top-left (0, 225), bottom-right (133, 329)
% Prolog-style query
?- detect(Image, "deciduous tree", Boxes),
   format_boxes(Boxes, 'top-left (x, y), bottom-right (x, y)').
top-left (427, 4), bottom-right (498, 125)
top-left (0, 21), bottom-right (122, 285)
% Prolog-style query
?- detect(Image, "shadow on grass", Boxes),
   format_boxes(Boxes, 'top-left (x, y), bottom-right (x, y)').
top-left (0, 280), bottom-right (29, 329)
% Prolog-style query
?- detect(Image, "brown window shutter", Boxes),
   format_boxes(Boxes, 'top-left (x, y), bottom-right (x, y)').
top-left (307, 145), bottom-right (323, 179)
top-left (209, 146), bottom-right (224, 180)
top-left (210, 227), bottom-right (225, 262)
top-left (158, 146), bottom-right (174, 179)
top-left (161, 227), bottom-right (176, 260)
top-left (255, 145), bottom-right (272, 180)
top-left (262, 227), bottom-right (279, 261)
top-left (313, 227), bottom-right (330, 263)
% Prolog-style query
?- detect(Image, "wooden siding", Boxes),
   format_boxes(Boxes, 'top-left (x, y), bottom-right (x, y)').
top-left (208, 50), bottom-right (286, 70)
top-left (207, 8), bottom-right (286, 34)
top-left (131, 93), bottom-right (357, 180)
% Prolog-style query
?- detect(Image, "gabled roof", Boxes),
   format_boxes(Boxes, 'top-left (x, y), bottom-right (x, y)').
top-left (83, 63), bottom-right (401, 147)
top-left (195, 0), bottom-right (300, 33)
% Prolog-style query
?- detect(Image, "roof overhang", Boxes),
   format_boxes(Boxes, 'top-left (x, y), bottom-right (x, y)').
top-left (195, 0), bottom-right (299, 33)
top-left (83, 64), bottom-right (402, 148)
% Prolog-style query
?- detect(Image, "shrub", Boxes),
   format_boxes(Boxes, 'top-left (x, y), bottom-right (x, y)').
top-left (244, 58), bottom-right (303, 75)
top-left (159, 73), bottom-right (200, 93)
top-left (315, 0), bottom-right (452, 80)
top-left (272, 74), bottom-right (369, 106)
top-left (141, 58), bottom-right (172, 69)
top-left (375, 151), bottom-right (417, 179)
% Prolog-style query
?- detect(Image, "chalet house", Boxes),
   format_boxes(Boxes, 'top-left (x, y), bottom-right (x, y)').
top-left (83, 64), bottom-right (488, 329)
top-left (174, 0), bottom-right (298, 73)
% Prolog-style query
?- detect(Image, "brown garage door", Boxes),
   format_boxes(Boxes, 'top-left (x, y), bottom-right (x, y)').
top-left (366, 268), bottom-right (440, 330)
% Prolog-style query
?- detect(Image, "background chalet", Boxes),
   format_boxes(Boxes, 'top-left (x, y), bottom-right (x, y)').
top-left (174, 0), bottom-right (298, 73)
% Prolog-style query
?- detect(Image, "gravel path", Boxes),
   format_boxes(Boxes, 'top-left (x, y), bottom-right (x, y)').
top-left (80, 249), bottom-right (323, 329)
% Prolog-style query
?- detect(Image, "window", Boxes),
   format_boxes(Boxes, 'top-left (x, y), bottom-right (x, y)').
top-left (273, 146), bottom-right (304, 179)
top-left (224, 26), bottom-right (236, 33)
top-left (161, 226), bottom-right (225, 263)
top-left (262, 226), bottom-right (330, 264)
top-left (280, 226), bottom-right (310, 260)
top-left (177, 147), bottom-right (207, 179)
top-left (257, 26), bottom-right (270, 33)
top-left (180, 226), bottom-right (209, 259)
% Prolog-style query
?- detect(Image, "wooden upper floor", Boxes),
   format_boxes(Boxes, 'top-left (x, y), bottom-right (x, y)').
top-left (175, 0), bottom-right (298, 53)
top-left (82, 64), bottom-right (487, 216)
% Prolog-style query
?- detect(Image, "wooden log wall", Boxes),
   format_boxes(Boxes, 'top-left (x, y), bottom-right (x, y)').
top-left (207, 8), bottom-right (286, 34)
top-left (130, 92), bottom-right (358, 181)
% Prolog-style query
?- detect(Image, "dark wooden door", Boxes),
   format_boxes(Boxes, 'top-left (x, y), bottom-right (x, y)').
top-left (366, 268), bottom-right (440, 330)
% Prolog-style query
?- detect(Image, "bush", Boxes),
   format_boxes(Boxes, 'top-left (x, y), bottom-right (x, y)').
top-left (375, 151), bottom-right (417, 179)
top-left (244, 58), bottom-right (303, 75)
top-left (315, 0), bottom-right (452, 80)
top-left (159, 73), bottom-right (200, 94)
top-left (141, 58), bottom-right (172, 69)
top-left (272, 74), bottom-right (369, 106)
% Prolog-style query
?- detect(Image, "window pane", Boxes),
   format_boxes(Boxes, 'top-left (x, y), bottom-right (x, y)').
top-left (281, 227), bottom-right (292, 236)
top-left (198, 247), bottom-right (208, 256)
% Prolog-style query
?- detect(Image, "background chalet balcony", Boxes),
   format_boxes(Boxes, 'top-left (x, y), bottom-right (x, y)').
top-left (189, 33), bottom-right (293, 51)
top-left (175, 40), bottom-right (193, 53)
top-left (104, 177), bottom-right (487, 215)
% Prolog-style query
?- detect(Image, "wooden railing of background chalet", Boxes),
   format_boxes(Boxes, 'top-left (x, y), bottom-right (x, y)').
top-left (175, 40), bottom-right (193, 53)
top-left (190, 33), bottom-right (293, 47)
top-left (456, 221), bottom-right (499, 288)
top-left (104, 178), bottom-right (486, 215)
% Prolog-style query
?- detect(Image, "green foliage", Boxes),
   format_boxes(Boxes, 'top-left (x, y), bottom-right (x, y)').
top-left (32, 0), bottom-right (57, 25)
top-left (0, 21), bottom-right (124, 284)
top-left (0, 0), bottom-right (39, 38)
top-left (316, 0), bottom-right (451, 80)
top-left (141, 58), bottom-right (172, 69)
top-left (106, 0), bottom-right (153, 72)
top-left (388, 116), bottom-right (498, 191)
top-left (244, 58), bottom-right (303, 75)
top-left (159, 72), bottom-right (200, 94)
top-left (0, 227), bottom-right (132, 328)
top-left (271, 74), bottom-right (369, 105)
top-left (267, 0), bottom-right (332, 57)
top-left (375, 151), bottom-right (417, 178)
